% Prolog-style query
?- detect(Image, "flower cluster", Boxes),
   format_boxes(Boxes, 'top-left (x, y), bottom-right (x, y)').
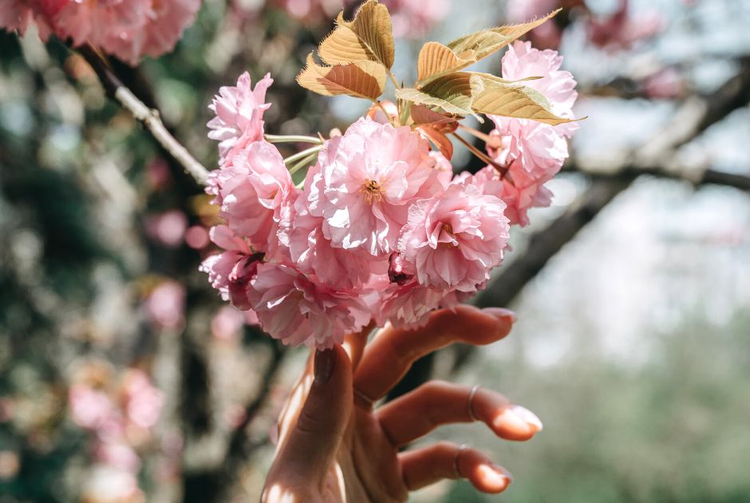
top-left (201, 72), bottom-right (525, 348)
top-left (0, 0), bottom-right (200, 65)
top-left (483, 41), bottom-right (579, 226)
top-left (201, 16), bottom-right (579, 349)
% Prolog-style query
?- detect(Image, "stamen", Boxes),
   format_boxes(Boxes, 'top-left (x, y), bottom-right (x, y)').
top-left (361, 179), bottom-right (384, 204)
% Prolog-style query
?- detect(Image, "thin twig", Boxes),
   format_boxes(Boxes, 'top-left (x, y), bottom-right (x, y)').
top-left (78, 45), bottom-right (210, 186)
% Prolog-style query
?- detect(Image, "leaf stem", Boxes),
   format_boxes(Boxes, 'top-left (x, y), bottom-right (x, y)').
top-left (387, 70), bottom-right (401, 90)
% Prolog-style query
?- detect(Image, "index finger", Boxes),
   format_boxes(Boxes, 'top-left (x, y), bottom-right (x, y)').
top-left (353, 306), bottom-right (515, 405)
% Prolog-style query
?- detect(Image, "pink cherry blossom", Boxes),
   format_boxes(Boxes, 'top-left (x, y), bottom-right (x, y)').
top-left (1, 1), bottom-right (199, 64)
top-left (0, 0), bottom-right (35, 36)
top-left (247, 263), bottom-right (371, 348)
top-left (485, 41), bottom-right (578, 225)
top-left (140, 0), bottom-right (202, 59)
top-left (474, 165), bottom-right (553, 227)
top-left (308, 118), bottom-right (439, 257)
top-left (375, 278), bottom-right (452, 330)
top-left (207, 72), bottom-right (274, 163)
top-left (199, 225), bottom-right (262, 311)
top-left (207, 141), bottom-right (294, 250)
top-left (289, 154), bottom-right (377, 290)
top-left (290, 203), bottom-right (376, 290)
top-left (397, 181), bottom-right (510, 292)
top-left (501, 41), bottom-right (577, 119)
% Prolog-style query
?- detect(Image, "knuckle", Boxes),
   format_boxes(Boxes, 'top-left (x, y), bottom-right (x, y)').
top-left (295, 406), bottom-right (320, 435)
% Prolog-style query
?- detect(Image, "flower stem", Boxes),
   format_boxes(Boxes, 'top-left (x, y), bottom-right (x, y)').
top-left (458, 124), bottom-right (493, 143)
top-left (451, 133), bottom-right (508, 175)
top-left (284, 145), bottom-right (323, 167)
top-left (265, 134), bottom-right (324, 145)
top-left (287, 148), bottom-right (321, 175)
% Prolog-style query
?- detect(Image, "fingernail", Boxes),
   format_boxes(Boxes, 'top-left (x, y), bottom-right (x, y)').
top-left (314, 348), bottom-right (336, 385)
top-left (510, 405), bottom-right (543, 432)
top-left (483, 307), bottom-right (517, 323)
top-left (477, 464), bottom-right (512, 490)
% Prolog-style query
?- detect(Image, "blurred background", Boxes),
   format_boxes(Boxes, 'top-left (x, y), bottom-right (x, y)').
top-left (1, 0), bottom-right (749, 501)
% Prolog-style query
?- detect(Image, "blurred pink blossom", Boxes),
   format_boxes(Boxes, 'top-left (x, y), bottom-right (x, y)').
top-left (69, 385), bottom-right (116, 431)
top-left (143, 281), bottom-right (186, 330)
top-left (185, 225), bottom-right (210, 249)
top-left (587, 0), bottom-right (663, 49)
top-left (643, 67), bottom-right (685, 99)
top-left (144, 210), bottom-right (188, 248)
top-left (210, 305), bottom-right (246, 341)
top-left (95, 442), bottom-right (141, 473)
top-left (122, 370), bottom-right (164, 430)
top-left (0, 0), bottom-right (201, 65)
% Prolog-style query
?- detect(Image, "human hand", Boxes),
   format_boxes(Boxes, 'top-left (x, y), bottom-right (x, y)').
top-left (262, 305), bottom-right (543, 502)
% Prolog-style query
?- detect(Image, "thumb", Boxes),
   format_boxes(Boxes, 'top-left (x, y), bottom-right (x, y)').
top-left (274, 345), bottom-right (353, 482)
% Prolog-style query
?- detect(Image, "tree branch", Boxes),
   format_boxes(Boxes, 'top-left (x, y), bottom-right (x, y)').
top-left (77, 45), bottom-right (210, 186)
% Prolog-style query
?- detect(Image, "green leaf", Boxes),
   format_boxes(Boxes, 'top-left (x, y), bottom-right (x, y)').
top-left (417, 10), bottom-right (560, 86)
top-left (397, 73), bottom-right (474, 115)
top-left (469, 73), bottom-right (573, 125)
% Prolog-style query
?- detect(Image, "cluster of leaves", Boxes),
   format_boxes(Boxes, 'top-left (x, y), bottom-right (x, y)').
top-left (297, 0), bottom-right (574, 146)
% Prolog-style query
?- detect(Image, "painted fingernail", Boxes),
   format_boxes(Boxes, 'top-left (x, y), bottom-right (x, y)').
top-left (314, 348), bottom-right (335, 385)
top-left (493, 465), bottom-right (513, 486)
top-left (511, 405), bottom-right (543, 432)
top-left (483, 307), bottom-right (517, 323)
top-left (477, 464), bottom-right (512, 490)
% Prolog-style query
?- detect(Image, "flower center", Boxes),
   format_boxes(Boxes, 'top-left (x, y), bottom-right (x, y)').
top-left (439, 224), bottom-right (459, 248)
top-left (361, 179), bottom-right (384, 204)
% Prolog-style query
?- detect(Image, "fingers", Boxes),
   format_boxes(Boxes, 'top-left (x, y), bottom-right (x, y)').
top-left (269, 345), bottom-right (352, 483)
top-left (399, 442), bottom-right (512, 494)
top-left (377, 381), bottom-right (543, 446)
top-left (343, 321), bottom-right (377, 371)
top-left (354, 306), bottom-right (515, 404)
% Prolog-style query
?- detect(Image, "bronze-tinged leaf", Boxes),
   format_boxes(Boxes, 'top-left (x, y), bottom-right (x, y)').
top-left (397, 73), bottom-right (474, 116)
top-left (410, 104), bottom-right (459, 133)
top-left (417, 42), bottom-right (474, 82)
top-left (470, 73), bottom-right (573, 126)
top-left (446, 10), bottom-right (561, 65)
top-left (297, 54), bottom-right (386, 101)
top-left (318, 0), bottom-right (395, 69)
top-left (416, 125), bottom-right (454, 160)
